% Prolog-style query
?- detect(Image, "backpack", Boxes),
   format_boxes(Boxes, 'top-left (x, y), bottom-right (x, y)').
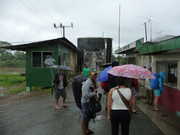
top-left (72, 75), bottom-right (87, 109)
top-left (86, 96), bottom-right (102, 119)
top-left (150, 73), bottom-right (159, 89)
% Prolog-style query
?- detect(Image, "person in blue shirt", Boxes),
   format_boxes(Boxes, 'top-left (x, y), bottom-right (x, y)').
top-left (151, 72), bottom-right (166, 111)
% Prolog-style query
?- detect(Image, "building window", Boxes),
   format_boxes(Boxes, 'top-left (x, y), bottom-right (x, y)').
top-left (32, 51), bottom-right (53, 67)
top-left (43, 52), bottom-right (53, 67)
top-left (59, 52), bottom-right (69, 66)
top-left (157, 61), bottom-right (177, 87)
top-left (167, 63), bottom-right (177, 86)
top-left (32, 52), bottom-right (41, 67)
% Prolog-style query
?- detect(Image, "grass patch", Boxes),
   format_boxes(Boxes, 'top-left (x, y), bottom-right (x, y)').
top-left (0, 74), bottom-right (25, 87)
top-left (0, 67), bottom-right (25, 74)
top-left (0, 73), bottom-right (51, 95)
top-left (7, 82), bottom-right (26, 95)
top-left (0, 74), bottom-right (25, 95)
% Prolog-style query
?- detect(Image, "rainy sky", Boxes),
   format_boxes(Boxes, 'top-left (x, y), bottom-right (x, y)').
top-left (0, 0), bottom-right (180, 51)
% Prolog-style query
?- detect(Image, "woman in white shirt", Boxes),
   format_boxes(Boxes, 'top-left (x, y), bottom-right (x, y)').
top-left (107, 77), bottom-right (132, 135)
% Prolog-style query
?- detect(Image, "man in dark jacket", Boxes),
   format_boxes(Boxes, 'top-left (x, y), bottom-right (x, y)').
top-left (53, 71), bottom-right (68, 109)
top-left (72, 74), bottom-right (87, 110)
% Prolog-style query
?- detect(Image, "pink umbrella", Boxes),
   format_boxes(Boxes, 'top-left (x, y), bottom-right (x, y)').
top-left (108, 64), bottom-right (153, 79)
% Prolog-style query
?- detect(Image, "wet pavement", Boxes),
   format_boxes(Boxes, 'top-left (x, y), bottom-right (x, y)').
top-left (0, 88), bottom-right (165, 135)
top-left (138, 101), bottom-right (180, 135)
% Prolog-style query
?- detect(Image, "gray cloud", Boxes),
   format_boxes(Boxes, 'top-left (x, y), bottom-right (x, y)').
top-left (0, 0), bottom-right (180, 51)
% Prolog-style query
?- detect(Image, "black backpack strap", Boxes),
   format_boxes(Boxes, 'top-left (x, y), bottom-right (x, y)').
top-left (116, 88), bottom-right (132, 112)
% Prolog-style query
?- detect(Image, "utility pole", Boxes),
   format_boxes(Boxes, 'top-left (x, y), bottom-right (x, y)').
top-left (53, 22), bottom-right (73, 38)
top-left (118, 4), bottom-right (121, 64)
top-left (102, 32), bottom-right (105, 37)
top-left (144, 22), bottom-right (148, 42)
top-left (104, 38), bottom-right (107, 63)
top-left (118, 4), bottom-right (121, 49)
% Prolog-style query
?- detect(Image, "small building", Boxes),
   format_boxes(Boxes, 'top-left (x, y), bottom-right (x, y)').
top-left (116, 36), bottom-right (180, 116)
top-left (1, 38), bottom-right (78, 91)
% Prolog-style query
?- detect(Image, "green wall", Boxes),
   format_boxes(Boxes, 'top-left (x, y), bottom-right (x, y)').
top-left (137, 37), bottom-right (180, 54)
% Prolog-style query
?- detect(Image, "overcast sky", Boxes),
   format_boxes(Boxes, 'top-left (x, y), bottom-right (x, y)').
top-left (1, 0), bottom-right (180, 51)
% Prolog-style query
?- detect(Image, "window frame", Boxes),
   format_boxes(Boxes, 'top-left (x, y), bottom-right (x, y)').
top-left (156, 61), bottom-right (178, 88)
top-left (31, 51), bottom-right (53, 68)
top-left (59, 51), bottom-right (70, 66)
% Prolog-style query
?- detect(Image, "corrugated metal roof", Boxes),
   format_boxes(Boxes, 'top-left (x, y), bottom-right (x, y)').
top-left (0, 38), bottom-right (78, 52)
top-left (152, 35), bottom-right (175, 42)
top-left (0, 41), bottom-right (11, 47)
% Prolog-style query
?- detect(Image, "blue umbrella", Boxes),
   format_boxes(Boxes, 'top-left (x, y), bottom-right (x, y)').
top-left (97, 66), bottom-right (112, 82)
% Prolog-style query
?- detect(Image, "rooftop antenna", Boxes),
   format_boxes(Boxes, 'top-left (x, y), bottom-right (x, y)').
top-left (144, 22), bottom-right (148, 42)
top-left (53, 22), bottom-right (73, 38)
top-left (148, 17), bottom-right (152, 41)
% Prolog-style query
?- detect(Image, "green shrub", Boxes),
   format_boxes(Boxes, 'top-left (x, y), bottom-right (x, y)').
top-left (0, 74), bottom-right (25, 87)
top-left (7, 86), bottom-right (25, 95)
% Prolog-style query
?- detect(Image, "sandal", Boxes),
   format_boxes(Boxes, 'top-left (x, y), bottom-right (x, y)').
top-left (153, 108), bottom-right (159, 111)
top-left (86, 129), bottom-right (94, 134)
top-left (54, 106), bottom-right (62, 110)
top-left (63, 104), bottom-right (68, 108)
top-left (132, 109), bottom-right (137, 113)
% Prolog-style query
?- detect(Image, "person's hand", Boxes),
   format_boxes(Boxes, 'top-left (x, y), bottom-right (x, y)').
top-left (94, 89), bottom-right (97, 93)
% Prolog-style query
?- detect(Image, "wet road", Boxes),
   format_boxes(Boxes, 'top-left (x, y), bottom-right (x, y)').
top-left (0, 89), bottom-right (164, 135)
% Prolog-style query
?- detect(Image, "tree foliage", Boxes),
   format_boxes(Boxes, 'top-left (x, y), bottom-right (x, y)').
top-left (115, 55), bottom-right (127, 65)
top-left (0, 49), bottom-right (25, 67)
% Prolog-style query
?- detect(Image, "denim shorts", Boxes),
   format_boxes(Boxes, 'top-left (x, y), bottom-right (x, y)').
top-left (55, 88), bottom-right (65, 100)
top-left (153, 89), bottom-right (161, 96)
top-left (81, 103), bottom-right (92, 121)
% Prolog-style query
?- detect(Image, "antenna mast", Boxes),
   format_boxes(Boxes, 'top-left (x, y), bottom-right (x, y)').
top-left (53, 22), bottom-right (73, 38)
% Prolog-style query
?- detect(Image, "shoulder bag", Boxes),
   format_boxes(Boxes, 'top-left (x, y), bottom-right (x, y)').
top-left (116, 88), bottom-right (132, 113)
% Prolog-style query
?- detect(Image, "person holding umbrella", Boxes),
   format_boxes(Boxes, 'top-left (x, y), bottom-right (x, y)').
top-left (107, 77), bottom-right (132, 135)
top-left (107, 64), bottom-right (153, 135)
top-left (81, 71), bottom-right (98, 135)
top-left (53, 71), bottom-right (68, 110)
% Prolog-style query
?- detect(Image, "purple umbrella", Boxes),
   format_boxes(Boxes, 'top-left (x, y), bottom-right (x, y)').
top-left (97, 66), bottom-right (112, 82)
top-left (108, 64), bottom-right (153, 79)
